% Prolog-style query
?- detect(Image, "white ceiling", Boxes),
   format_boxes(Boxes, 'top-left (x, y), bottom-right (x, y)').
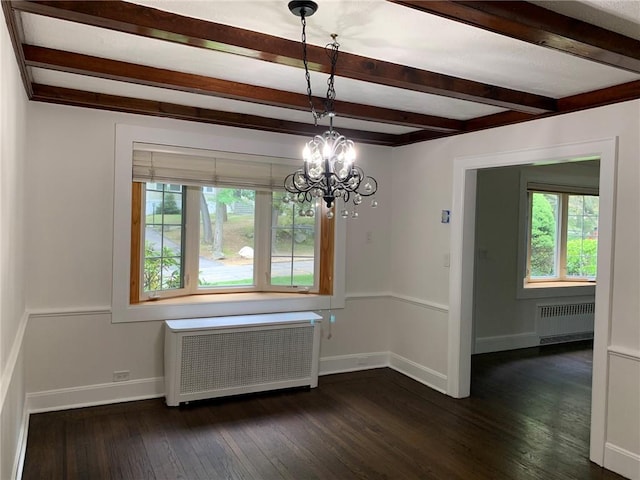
top-left (7, 0), bottom-right (640, 142)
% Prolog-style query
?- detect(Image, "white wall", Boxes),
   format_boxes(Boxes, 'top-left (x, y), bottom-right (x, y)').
top-left (473, 162), bottom-right (598, 353)
top-left (0, 18), bottom-right (28, 480)
top-left (390, 100), bottom-right (640, 478)
top-left (24, 104), bottom-right (394, 403)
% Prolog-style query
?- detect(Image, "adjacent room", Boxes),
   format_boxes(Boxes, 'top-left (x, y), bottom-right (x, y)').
top-left (1, 1), bottom-right (638, 479)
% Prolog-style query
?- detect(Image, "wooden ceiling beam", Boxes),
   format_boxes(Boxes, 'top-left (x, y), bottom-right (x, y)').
top-left (1, 1), bottom-right (33, 97)
top-left (557, 80), bottom-right (640, 112)
top-left (467, 80), bottom-right (640, 131)
top-left (31, 84), bottom-right (398, 146)
top-left (23, 44), bottom-right (461, 132)
top-left (390, 0), bottom-right (640, 74)
top-left (11, 0), bottom-right (556, 114)
top-left (396, 80), bottom-right (640, 145)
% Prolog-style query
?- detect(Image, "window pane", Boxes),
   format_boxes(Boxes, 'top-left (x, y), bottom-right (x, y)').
top-left (530, 192), bottom-right (559, 278)
top-left (566, 195), bottom-right (598, 278)
top-left (198, 188), bottom-right (255, 288)
top-left (143, 183), bottom-right (184, 292)
top-left (271, 194), bottom-right (315, 287)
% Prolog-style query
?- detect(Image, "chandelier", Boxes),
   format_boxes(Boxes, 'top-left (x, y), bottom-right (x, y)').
top-left (284, 1), bottom-right (378, 219)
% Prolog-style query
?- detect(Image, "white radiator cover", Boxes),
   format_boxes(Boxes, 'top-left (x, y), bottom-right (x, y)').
top-left (536, 301), bottom-right (595, 344)
top-left (164, 312), bottom-right (322, 406)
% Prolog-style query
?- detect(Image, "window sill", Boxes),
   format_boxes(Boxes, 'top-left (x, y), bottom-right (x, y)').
top-left (140, 291), bottom-right (321, 306)
top-left (516, 281), bottom-right (595, 300)
top-left (114, 291), bottom-right (335, 323)
top-left (525, 280), bottom-right (596, 289)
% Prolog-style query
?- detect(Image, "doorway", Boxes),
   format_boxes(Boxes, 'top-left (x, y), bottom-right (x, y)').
top-left (447, 138), bottom-right (617, 466)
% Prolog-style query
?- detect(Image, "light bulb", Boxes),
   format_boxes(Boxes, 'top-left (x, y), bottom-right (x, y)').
top-left (346, 145), bottom-right (356, 164)
top-left (322, 141), bottom-right (331, 159)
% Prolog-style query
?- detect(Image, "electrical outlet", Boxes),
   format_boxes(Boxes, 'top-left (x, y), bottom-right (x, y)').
top-left (113, 370), bottom-right (130, 382)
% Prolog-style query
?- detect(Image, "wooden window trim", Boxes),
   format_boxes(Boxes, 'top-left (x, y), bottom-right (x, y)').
top-left (130, 181), bottom-right (143, 304)
top-left (318, 203), bottom-right (335, 296)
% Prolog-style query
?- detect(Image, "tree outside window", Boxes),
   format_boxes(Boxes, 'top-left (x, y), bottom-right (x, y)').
top-left (528, 191), bottom-right (598, 282)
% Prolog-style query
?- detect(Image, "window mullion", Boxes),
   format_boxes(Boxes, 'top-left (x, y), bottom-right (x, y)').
top-left (559, 193), bottom-right (569, 280)
top-left (254, 191), bottom-right (271, 290)
top-left (184, 187), bottom-right (201, 294)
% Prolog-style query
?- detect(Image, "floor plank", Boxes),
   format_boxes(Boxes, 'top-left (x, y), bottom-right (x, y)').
top-left (22, 341), bottom-right (624, 479)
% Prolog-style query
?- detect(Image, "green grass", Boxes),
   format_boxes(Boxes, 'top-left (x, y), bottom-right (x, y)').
top-left (146, 214), bottom-right (182, 225)
top-left (271, 274), bottom-right (314, 286)
top-left (199, 274), bottom-right (314, 287)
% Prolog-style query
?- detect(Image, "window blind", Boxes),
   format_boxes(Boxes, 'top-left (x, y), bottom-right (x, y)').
top-left (132, 147), bottom-right (295, 191)
top-left (527, 182), bottom-right (599, 196)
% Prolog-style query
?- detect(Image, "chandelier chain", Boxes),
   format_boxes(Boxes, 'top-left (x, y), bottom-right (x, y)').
top-left (300, 12), bottom-right (320, 126)
top-left (324, 36), bottom-right (339, 116)
top-left (300, 12), bottom-right (340, 126)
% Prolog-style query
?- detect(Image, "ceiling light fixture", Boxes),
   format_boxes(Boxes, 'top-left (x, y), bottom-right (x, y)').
top-left (284, 1), bottom-right (378, 219)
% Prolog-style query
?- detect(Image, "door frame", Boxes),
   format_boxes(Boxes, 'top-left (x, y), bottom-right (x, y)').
top-left (447, 138), bottom-right (617, 465)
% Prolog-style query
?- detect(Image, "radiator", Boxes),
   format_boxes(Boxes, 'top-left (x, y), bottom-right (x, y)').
top-left (164, 311), bottom-right (322, 406)
top-left (536, 301), bottom-right (595, 345)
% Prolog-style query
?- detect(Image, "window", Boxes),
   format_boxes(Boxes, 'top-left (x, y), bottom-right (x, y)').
top-left (130, 147), bottom-right (333, 303)
top-left (142, 183), bottom-right (185, 293)
top-left (527, 188), bottom-right (599, 284)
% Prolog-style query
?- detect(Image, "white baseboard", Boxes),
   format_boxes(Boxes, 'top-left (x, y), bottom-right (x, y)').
top-left (474, 332), bottom-right (539, 354)
top-left (319, 352), bottom-right (390, 376)
top-left (389, 353), bottom-right (448, 394)
top-left (604, 443), bottom-right (640, 480)
top-left (27, 353), bottom-right (448, 412)
top-left (320, 352), bottom-right (447, 394)
top-left (27, 377), bottom-right (165, 413)
top-left (12, 402), bottom-right (29, 480)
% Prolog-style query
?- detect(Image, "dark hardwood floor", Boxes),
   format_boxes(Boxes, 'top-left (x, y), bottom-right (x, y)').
top-left (23, 341), bottom-right (624, 479)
